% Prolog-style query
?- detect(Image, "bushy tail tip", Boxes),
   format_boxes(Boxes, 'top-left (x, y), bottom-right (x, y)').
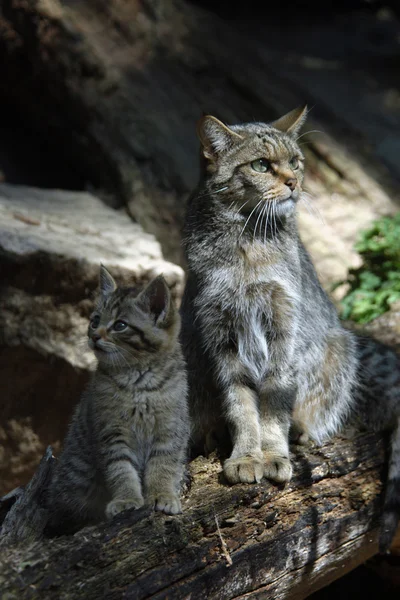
top-left (379, 420), bottom-right (400, 554)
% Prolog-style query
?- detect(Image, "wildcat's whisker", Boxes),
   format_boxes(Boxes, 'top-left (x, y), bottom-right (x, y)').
top-left (195, 186), bottom-right (229, 201)
top-left (300, 193), bottom-right (325, 225)
top-left (239, 199), bottom-right (263, 238)
top-left (264, 200), bottom-right (272, 245)
top-left (253, 201), bottom-right (265, 241)
top-left (262, 200), bottom-right (270, 240)
top-left (272, 200), bottom-right (276, 242)
top-left (233, 200), bottom-right (250, 216)
top-left (295, 129), bottom-right (324, 142)
top-left (258, 201), bottom-right (266, 244)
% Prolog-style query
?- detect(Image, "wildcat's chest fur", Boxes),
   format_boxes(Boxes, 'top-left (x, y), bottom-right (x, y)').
top-left (200, 240), bottom-right (298, 382)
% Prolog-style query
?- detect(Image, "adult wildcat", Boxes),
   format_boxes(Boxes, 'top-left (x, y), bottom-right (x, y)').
top-left (48, 266), bottom-right (189, 534)
top-left (180, 107), bottom-right (400, 552)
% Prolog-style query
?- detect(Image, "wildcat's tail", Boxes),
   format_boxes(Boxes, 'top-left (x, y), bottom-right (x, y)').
top-left (379, 416), bottom-right (400, 553)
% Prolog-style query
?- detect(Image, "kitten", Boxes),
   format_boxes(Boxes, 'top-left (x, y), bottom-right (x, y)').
top-left (48, 266), bottom-right (189, 534)
top-left (180, 107), bottom-right (400, 552)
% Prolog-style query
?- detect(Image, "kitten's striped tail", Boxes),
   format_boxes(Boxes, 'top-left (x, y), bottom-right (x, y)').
top-left (380, 416), bottom-right (400, 553)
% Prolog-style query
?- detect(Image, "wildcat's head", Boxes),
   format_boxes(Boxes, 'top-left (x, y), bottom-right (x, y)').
top-left (197, 106), bottom-right (307, 218)
top-left (88, 265), bottom-right (179, 368)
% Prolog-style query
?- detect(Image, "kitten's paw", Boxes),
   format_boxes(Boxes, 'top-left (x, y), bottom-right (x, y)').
top-left (105, 497), bottom-right (144, 519)
top-left (263, 454), bottom-right (292, 483)
top-left (224, 455), bottom-right (264, 484)
top-left (148, 493), bottom-right (182, 515)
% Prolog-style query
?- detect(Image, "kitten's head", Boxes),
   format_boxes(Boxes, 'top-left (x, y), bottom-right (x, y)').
top-left (88, 266), bottom-right (179, 369)
top-left (197, 106), bottom-right (307, 217)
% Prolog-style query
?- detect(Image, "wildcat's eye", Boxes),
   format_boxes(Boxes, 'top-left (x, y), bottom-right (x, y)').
top-left (90, 315), bottom-right (100, 329)
top-left (290, 157), bottom-right (299, 170)
top-left (251, 158), bottom-right (269, 173)
top-left (113, 320), bottom-right (128, 332)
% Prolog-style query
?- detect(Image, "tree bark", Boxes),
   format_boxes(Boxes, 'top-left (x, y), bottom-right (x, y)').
top-left (0, 433), bottom-right (396, 599)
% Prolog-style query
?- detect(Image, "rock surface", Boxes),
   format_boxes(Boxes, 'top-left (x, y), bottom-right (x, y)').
top-left (0, 183), bottom-right (184, 494)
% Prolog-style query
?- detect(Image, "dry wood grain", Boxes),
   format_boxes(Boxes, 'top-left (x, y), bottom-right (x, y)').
top-left (0, 433), bottom-right (391, 599)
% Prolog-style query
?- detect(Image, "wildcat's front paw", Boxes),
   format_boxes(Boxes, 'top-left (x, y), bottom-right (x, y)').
top-left (106, 497), bottom-right (144, 519)
top-left (224, 455), bottom-right (264, 484)
top-left (147, 493), bottom-right (182, 515)
top-left (263, 453), bottom-right (292, 483)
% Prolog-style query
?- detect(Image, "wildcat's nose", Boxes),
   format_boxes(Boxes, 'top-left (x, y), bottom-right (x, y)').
top-left (285, 177), bottom-right (297, 191)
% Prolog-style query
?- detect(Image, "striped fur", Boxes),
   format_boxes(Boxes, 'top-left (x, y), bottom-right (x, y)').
top-left (47, 267), bottom-right (189, 534)
top-left (181, 108), bottom-right (400, 551)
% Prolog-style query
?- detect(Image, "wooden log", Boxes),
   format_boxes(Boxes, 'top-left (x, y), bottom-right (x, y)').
top-left (0, 447), bottom-right (55, 546)
top-left (0, 433), bottom-right (392, 599)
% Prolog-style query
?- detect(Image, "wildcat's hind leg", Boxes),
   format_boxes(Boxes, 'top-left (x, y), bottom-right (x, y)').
top-left (293, 330), bottom-right (357, 445)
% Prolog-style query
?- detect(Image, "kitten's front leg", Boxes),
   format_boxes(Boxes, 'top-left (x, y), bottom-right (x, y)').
top-left (259, 376), bottom-right (296, 483)
top-left (103, 452), bottom-right (144, 519)
top-left (144, 445), bottom-right (186, 515)
top-left (223, 383), bottom-right (264, 484)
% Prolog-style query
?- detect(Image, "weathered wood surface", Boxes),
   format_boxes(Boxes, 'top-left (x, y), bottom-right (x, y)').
top-left (0, 433), bottom-right (393, 600)
top-left (0, 0), bottom-right (398, 271)
top-left (0, 447), bottom-right (55, 546)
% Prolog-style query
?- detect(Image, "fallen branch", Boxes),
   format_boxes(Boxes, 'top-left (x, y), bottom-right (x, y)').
top-left (0, 433), bottom-right (396, 600)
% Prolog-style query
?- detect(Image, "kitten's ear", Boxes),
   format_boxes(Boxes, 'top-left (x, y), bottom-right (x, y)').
top-left (99, 264), bottom-right (117, 297)
top-left (136, 275), bottom-right (173, 327)
top-left (271, 105), bottom-right (308, 137)
top-left (197, 115), bottom-right (243, 159)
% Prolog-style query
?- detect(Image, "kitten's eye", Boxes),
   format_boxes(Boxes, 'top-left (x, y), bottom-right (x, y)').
top-left (251, 158), bottom-right (269, 173)
top-left (90, 315), bottom-right (100, 329)
top-left (113, 320), bottom-right (128, 332)
top-left (290, 157), bottom-right (299, 170)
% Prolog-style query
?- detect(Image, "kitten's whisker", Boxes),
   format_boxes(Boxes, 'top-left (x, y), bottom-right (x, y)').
top-left (119, 345), bottom-right (143, 362)
top-left (115, 348), bottom-right (131, 368)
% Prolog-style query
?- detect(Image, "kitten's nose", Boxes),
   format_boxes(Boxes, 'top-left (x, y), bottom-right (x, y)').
top-left (92, 332), bottom-right (101, 343)
top-left (285, 177), bottom-right (297, 191)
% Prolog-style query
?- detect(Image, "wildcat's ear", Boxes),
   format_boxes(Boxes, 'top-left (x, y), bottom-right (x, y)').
top-left (136, 275), bottom-right (173, 327)
top-left (99, 264), bottom-right (117, 297)
top-left (197, 115), bottom-right (243, 160)
top-left (271, 105), bottom-right (308, 137)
